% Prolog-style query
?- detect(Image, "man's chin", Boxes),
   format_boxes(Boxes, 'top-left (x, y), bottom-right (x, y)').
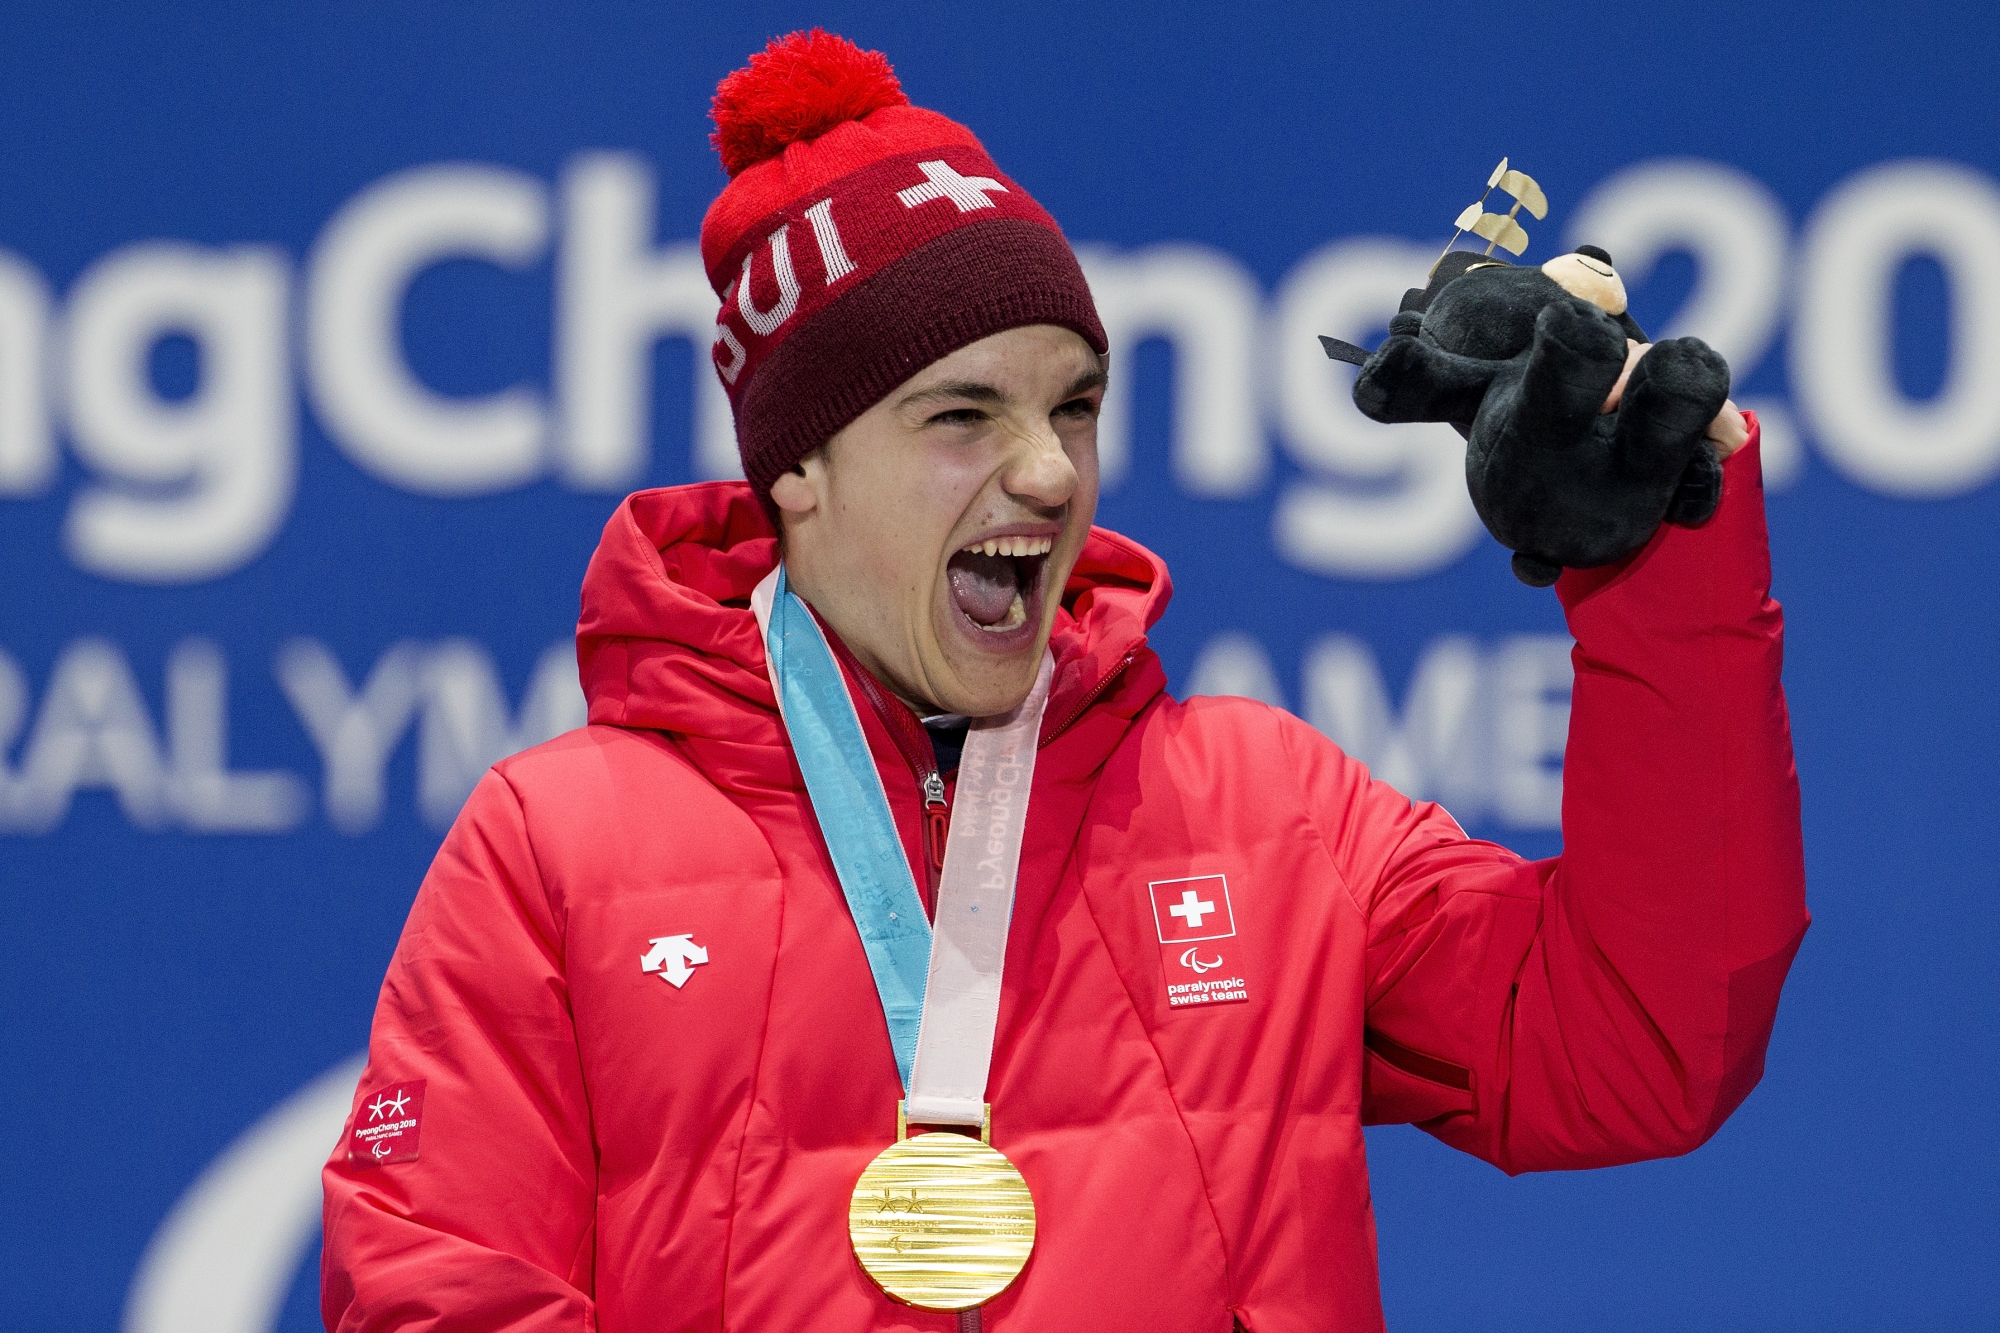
top-left (942, 683), bottom-right (1036, 720)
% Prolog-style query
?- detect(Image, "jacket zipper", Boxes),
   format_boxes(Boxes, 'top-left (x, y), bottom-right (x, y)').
top-left (921, 771), bottom-right (949, 891)
top-left (888, 732), bottom-right (947, 911)
top-left (1039, 649), bottom-right (1139, 747)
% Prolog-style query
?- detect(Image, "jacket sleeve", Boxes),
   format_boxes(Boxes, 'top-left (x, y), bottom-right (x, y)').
top-left (322, 769), bottom-right (597, 1330)
top-left (1306, 421), bottom-right (1808, 1173)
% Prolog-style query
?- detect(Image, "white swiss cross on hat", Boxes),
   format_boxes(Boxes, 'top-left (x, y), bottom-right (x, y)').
top-left (896, 159), bottom-right (1009, 213)
top-left (1149, 875), bottom-right (1236, 944)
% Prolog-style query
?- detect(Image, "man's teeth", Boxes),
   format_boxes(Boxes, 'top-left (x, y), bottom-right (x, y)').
top-left (962, 535), bottom-right (1055, 558)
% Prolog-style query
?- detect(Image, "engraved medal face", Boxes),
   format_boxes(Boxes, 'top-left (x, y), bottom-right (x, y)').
top-left (848, 1132), bottom-right (1036, 1311)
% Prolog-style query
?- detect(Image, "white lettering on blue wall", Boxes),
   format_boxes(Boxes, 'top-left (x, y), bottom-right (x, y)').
top-left (0, 155), bottom-right (1993, 584)
top-left (0, 639), bottom-right (583, 836)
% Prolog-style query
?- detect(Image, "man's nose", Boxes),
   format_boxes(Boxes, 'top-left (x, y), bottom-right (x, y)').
top-left (1000, 422), bottom-right (1077, 510)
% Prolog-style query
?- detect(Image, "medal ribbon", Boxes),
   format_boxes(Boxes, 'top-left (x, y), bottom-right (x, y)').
top-left (754, 566), bottom-right (1048, 1120)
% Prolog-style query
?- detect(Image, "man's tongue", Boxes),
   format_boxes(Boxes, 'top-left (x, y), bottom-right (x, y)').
top-left (947, 551), bottom-right (1022, 628)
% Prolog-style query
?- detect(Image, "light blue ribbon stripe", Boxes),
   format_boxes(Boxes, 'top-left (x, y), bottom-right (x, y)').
top-left (766, 568), bottom-right (932, 1090)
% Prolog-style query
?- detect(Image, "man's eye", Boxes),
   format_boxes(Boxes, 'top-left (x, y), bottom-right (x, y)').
top-left (928, 408), bottom-right (986, 427)
top-left (1053, 397), bottom-right (1100, 421)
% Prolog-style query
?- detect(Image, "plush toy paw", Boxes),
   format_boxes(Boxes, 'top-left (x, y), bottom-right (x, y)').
top-left (1612, 336), bottom-right (1731, 530)
top-left (1536, 294), bottom-right (1629, 369)
top-left (1665, 446), bottom-right (1724, 526)
top-left (1350, 334), bottom-right (1424, 420)
top-left (1621, 336), bottom-right (1732, 438)
top-left (1352, 333), bottom-right (1498, 425)
top-left (1520, 297), bottom-right (1631, 434)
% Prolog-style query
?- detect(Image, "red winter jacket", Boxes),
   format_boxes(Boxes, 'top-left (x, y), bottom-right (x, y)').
top-left (322, 427), bottom-right (1807, 1333)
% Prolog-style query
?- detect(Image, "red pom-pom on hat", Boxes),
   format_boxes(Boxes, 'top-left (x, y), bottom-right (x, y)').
top-left (709, 30), bottom-right (910, 177)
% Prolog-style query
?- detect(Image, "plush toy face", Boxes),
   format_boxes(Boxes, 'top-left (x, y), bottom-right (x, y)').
top-left (1541, 250), bottom-right (1626, 316)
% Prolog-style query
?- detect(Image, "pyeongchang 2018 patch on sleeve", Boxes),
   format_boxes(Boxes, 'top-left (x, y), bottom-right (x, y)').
top-left (348, 1079), bottom-right (426, 1166)
top-left (1148, 875), bottom-right (1248, 1008)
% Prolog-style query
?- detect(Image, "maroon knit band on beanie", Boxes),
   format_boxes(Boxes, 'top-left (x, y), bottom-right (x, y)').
top-left (701, 31), bottom-right (1107, 508)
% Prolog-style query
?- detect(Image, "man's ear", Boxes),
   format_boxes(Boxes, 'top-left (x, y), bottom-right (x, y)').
top-left (769, 449), bottom-right (826, 517)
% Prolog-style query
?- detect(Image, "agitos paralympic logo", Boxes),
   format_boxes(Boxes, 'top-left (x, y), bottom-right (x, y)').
top-left (1148, 876), bottom-right (1249, 1008)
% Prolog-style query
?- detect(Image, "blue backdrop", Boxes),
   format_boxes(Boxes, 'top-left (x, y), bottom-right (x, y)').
top-left (3, 3), bottom-right (1996, 1329)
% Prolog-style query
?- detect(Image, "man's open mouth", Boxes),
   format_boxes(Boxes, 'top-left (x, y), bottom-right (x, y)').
top-left (946, 535), bottom-right (1055, 637)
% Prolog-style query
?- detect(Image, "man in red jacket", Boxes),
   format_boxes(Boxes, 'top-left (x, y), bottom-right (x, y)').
top-left (322, 31), bottom-right (1807, 1333)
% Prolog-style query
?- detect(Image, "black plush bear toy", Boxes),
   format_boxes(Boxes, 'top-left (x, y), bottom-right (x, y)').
top-left (1321, 246), bottom-right (1730, 586)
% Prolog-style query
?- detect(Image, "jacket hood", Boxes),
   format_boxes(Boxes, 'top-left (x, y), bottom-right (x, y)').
top-left (576, 481), bottom-right (1172, 746)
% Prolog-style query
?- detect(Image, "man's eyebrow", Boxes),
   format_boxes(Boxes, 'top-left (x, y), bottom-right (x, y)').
top-left (1061, 366), bottom-right (1109, 398)
top-left (897, 364), bottom-right (1107, 414)
top-left (898, 379), bottom-right (1007, 411)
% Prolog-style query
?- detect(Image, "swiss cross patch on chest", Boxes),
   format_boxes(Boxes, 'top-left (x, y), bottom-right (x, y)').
top-left (348, 1079), bottom-right (426, 1167)
top-left (1148, 875), bottom-right (1249, 1008)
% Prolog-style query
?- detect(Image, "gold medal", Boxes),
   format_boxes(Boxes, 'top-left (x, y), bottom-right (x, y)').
top-left (848, 1103), bottom-right (1036, 1311)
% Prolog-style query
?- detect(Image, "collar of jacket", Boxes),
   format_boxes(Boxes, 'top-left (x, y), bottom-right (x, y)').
top-left (574, 480), bottom-right (1171, 779)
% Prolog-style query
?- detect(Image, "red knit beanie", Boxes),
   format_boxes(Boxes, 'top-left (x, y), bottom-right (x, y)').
top-left (701, 31), bottom-right (1107, 505)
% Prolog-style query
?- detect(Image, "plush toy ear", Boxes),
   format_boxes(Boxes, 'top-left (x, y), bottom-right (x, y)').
top-left (1402, 250), bottom-right (1511, 315)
